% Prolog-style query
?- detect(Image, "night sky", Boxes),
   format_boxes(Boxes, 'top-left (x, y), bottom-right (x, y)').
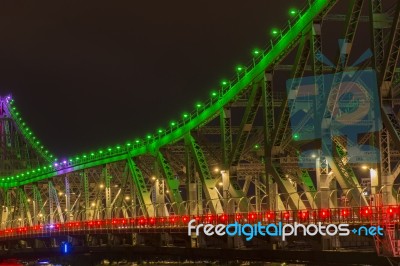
top-left (0, 0), bottom-right (305, 157)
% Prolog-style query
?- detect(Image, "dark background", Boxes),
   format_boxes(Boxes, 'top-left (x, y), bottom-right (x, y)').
top-left (0, 0), bottom-right (305, 157)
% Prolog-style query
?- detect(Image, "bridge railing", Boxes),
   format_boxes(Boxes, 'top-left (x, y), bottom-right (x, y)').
top-left (1, 205), bottom-right (399, 240)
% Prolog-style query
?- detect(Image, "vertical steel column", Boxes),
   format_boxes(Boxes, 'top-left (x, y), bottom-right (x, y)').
top-left (312, 21), bottom-right (330, 209)
top-left (153, 159), bottom-right (166, 216)
top-left (274, 33), bottom-right (310, 151)
top-left (373, 0), bottom-right (400, 204)
top-left (157, 152), bottom-right (185, 214)
top-left (48, 181), bottom-right (54, 224)
top-left (33, 185), bottom-right (44, 224)
top-left (296, 169), bottom-right (317, 207)
top-left (48, 181), bottom-right (64, 223)
top-left (154, 179), bottom-right (166, 216)
top-left (254, 177), bottom-right (260, 212)
top-left (1, 190), bottom-right (10, 229)
top-left (262, 72), bottom-right (274, 143)
top-left (103, 166), bottom-right (112, 219)
top-left (242, 175), bottom-right (252, 195)
top-left (382, 1), bottom-right (400, 197)
top-left (18, 187), bottom-right (32, 226)
top-left (272, 31), bottom-right (317, 210)
top-left (229, 83), bottom-right (262, 167)
top-left (82, 171), bottom-right (91, 220)
top-left (220, 107), bottom-right (232, 169)
top-left (185, 134), bottom-right (223, 214)
top-left (220, 170), bottom-right (230, 213)
top-left (380, 128), bottom-right (392, 204)
top-left (17, 188), bottom-right (24, 226)
top-left (185, 143), bottom-right (198, 215)
top-left (220, 107), bottom-right (233, 214)
top-left (196, 172), bottom-right (203, 214)
top-left (65, 175), bottom-right (71, 221)
top-left (130, 163), bottom-right (137, 218)
top-left (270, 165), bottom-right (306, 210)
top-left (262, 71), bottom-right (274, 210)
top-left (370, 0), bottom-right (385, 75)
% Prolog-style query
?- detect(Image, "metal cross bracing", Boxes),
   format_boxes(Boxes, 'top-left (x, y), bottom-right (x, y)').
top-left (2, 0), bottom-right (400, 257)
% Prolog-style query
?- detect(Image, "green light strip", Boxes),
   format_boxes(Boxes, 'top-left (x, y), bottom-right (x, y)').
top-left (0, 0), bottom-right (334, 188)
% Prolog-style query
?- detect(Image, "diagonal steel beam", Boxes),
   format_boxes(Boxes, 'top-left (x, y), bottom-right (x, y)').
top-left (336, 0), bottom-right (364, 72)
top-left (184, 134), bottom-right (223, 214)
top-left (379, 0), bottom-right (400, 98)
top-left (157, 151), bottom-right (185, 215)
top-left (127, 157), bottom-right (155, 217)
top-left (269, 165), bottom-right (306, 210)
top-left (275, 31), bottom-right (311, 151)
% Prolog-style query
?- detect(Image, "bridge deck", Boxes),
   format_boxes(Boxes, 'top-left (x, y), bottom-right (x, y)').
top-left (0, 206), bottom-right (397, 240)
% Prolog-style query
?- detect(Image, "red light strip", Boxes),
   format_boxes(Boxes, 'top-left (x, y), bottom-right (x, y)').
top-left (0, 206), bottom-right (397, 239)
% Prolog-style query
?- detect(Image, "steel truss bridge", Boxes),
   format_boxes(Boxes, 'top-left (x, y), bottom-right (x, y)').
top-left (1, 0), bottom-right (400, 262)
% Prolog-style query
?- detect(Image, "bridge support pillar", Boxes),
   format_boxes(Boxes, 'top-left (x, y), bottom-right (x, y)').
top-left (132, 233), bottom-right (143, 246)
top-left (1, 208), bottom-right (8, 229)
